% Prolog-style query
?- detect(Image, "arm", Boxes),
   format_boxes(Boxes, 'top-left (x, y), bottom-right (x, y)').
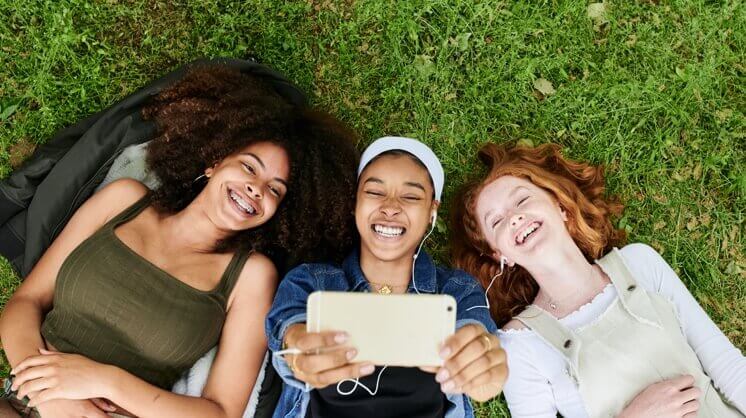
top-left (0, 179), bottom-right (148, 416)
top-left (264, 264), bottom-right (317, 389)
top-left (15, 252), bottom-right (280, 418)
top-left (498, 330), bottom-right (559, 418)
top-left (0, 178), bottom-right (148, 368)
top-left (264, 265), bottom-right (373, 390)
top-left (621, 243), bottom-right (746, 412)
top-left (433, 272), bottom-right (505, 402)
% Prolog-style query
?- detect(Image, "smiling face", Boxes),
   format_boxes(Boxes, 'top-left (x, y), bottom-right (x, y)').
top-left (475, 175), bottom-right (571, 267)
top-left (203, 141), bottom-right (290, 232)
top-left (355, 153), bottom-right (438, 263)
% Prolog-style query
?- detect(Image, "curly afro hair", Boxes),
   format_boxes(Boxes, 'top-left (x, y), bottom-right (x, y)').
top-left (143, 66), bottom-right (359, 272)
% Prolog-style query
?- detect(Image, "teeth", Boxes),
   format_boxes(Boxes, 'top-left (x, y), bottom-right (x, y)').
top-left (518, 223), bottom-right (539, 243)
top-left (230, 191), bottom-right (256, 214)
top-left (374, 224), bottom-right (404, 237)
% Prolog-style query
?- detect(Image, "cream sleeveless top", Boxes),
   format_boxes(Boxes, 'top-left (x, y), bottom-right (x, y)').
top-left (515, 249), bottom-right (743, 418)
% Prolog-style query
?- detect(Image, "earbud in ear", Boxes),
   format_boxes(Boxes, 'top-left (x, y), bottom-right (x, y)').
top-left (430, 211), bottom-right (438, 224)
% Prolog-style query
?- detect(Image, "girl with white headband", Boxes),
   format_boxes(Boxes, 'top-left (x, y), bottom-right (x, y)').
top-left (265, 137), bottom-right (507, 418)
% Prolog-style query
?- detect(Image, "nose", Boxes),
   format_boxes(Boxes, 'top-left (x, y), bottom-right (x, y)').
top-left (246, 182), bottom-right (262, 200)
top-left (380, 197), bottom-right (401, 218)
top-left (510, 213), bottom-right (525, 227)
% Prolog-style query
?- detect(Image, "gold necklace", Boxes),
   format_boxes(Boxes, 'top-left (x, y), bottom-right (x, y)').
top-left (367, 281), bottom-right (408, 295)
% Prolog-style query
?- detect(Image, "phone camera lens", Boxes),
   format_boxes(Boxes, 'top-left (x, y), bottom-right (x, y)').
top-left (447, 306), bottom-right (453, 312)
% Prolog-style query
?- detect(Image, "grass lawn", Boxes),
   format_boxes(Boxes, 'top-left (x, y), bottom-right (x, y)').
top-left (0, 0), bottom-right (744, 416)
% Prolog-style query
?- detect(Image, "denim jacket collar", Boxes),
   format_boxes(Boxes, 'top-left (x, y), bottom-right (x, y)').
top-left (342, 247), bottom-right (438, 294)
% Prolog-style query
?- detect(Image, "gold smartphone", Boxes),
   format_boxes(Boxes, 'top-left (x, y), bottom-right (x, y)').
top-left (306, 291), bottom-right (457, 367)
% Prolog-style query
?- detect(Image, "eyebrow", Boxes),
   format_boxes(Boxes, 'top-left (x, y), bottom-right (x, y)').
top-left (363, 177), bottom-right (384, 185)
top-left (482, 186), bottom-right (529, 224)
top-left (508, 186), bottom-right (529, 200)
top-left (242, 152), bottom-right (288, 187)
top-left (404, 181), bottom-right (426, 192)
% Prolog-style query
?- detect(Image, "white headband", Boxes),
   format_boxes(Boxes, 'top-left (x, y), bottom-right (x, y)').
top-left (357, 136), bottom-right (444, 201)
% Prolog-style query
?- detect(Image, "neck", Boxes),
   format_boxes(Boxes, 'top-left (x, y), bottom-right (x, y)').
top-left (524, 243), bottom-right (605, 309)
top-left (160, 194), bottom-right (233, 253)
top-left (359, 247), bottom-right (415, 289)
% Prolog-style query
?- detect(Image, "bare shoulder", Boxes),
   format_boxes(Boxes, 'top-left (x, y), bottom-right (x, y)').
top-left (228, 252), bottom-right (279, 308)
top-left (96, 178), bottom-right (150, 206)
top-left (89, 178), bottom-right (150, 222)
top-left (242, 252), bottom-right (278, 283)
top-left (502, 318), bottom-right (527, 332)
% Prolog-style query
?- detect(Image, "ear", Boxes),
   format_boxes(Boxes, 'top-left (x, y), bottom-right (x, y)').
top-left (490, 251), bottom-right (514, 267)
top-left (205, 160), bottom-right (220, 178)
top-left (430, 200), bottom-right (440, 224)
top-left (559, 204), bottom-right (568, 222)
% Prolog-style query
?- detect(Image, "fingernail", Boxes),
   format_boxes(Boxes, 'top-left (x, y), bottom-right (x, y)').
top-left (439, 347), bottom-right (451, 359)
top-left (435, 369), bottom-right (449, 383)
top-left (334, 333), bottom-right (348, 344)
top-left (346, 349), bottom-right (357, 361)
top-left (441, 380), bottom-right (455, 392)
top-left (360, 364), bottom-right (375, 375)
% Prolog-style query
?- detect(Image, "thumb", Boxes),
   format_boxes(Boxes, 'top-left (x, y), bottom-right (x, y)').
top-left (90, 398), bottom-right (117, 412)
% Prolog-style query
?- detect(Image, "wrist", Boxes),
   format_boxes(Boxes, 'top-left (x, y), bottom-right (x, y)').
top-left (100, 364), bottom-right (124, 400)
top-left (283, 323), bottom-right (305, 348)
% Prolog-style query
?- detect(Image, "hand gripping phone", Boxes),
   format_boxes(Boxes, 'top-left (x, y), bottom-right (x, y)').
top-left (306, 291), bottom-right (457, 367)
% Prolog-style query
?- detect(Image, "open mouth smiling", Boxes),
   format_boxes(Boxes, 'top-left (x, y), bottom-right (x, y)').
top-left (371, 223), bottom-right (407, 239)
top-left (514, 221), bottom-right (542, 245)
top-left (228, 188), bottom-right (258, 217)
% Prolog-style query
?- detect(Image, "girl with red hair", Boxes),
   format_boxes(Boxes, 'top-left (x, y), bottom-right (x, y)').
top-left (451, 143), bottom-right (745, 418)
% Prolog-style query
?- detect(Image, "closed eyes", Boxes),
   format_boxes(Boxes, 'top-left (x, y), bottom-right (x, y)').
top-left (491, 196), bottom-right (529, 228)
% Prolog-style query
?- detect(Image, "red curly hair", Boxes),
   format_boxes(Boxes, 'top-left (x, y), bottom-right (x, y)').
top-left (450, 143), bottom-right (626, 326)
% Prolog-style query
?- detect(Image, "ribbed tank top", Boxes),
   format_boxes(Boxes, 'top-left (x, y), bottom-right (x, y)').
top-left (41, 195), bottom-right (250, 389)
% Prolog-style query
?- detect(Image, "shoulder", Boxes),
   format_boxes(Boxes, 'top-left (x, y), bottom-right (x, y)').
top-left (502, 318), bottom-right (528, 332)
top-left (95, 179), bottom-right (149, 212)
top-left (240, 252), bottom-right (278, 283)
top-left (229, 252), bottom-right (279, 307)
top-left (279, 262), bottom-right (347, 291)
top-left (613, 243), bottom-right (671, 290)
top-left (98, 177), bottom-right (150, 199)
top-left (286, 262), bottom-right (343, 278)
top-left (75, 178), bottom-right (149, 225)
top-left (617, 242), bottom-right (663, 262)
top-left (437, 266), bottom-right (481, 289)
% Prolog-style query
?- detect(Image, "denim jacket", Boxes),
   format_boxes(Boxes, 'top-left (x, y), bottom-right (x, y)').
top-left (265, 249), bottom-right (498, 418)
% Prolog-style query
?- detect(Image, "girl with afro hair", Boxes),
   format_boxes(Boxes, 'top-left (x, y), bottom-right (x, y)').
top-left (0, 66), bottom-right (359, 418)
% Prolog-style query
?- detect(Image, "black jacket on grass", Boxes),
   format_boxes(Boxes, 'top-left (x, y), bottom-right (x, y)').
top-left (0, 57), bottom-right (305, 277)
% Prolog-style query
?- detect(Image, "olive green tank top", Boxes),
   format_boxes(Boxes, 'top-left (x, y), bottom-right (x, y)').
top-left (41, 195), bottom-right (250, 389)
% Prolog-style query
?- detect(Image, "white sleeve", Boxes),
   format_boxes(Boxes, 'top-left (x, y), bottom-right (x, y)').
top-left (621, 243), bottom-right (746, 413)
top-left (499, 333), bottom-right (560, 418)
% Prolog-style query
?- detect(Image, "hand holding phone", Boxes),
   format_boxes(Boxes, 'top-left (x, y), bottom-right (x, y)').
top-left (282, 324), bottom-right (376, 389)
top-left (306, 291), bottom-right (457, 367)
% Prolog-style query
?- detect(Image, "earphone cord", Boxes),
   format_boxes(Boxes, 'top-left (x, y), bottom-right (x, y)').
top-left (412, 219), bottom-right (437, 295)
top-left (466, 273), bottom-right (499, 311)
top-left (336, 366), bottom-right (388, 396)
top-left (466, 257), bottom-right (506, 312)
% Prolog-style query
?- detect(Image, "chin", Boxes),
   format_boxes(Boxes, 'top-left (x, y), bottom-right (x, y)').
top-left (361, 238), bottom-right (412, 262)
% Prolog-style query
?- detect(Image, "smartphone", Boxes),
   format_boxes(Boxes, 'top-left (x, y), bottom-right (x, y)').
top-left (306, 291), bottom-right (457, 367)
